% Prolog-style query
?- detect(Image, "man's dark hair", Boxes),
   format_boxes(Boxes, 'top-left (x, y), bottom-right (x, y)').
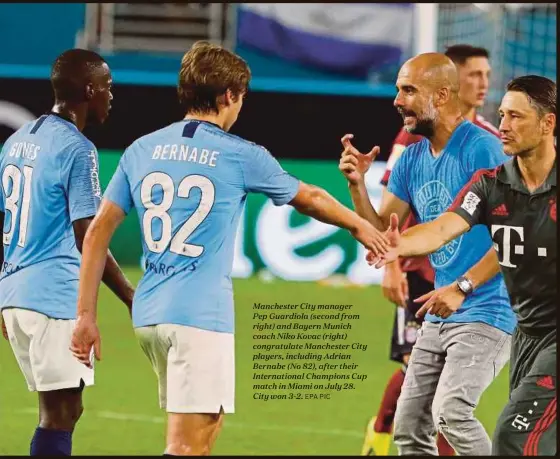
top-left (444, 44), bottom-right (489, 66)
top-left (50, 49), bottom-right (107, 102)
top-left (506, 75), bottom-right (557, 117)
top-left (178, 41), bottom-right (251, 114)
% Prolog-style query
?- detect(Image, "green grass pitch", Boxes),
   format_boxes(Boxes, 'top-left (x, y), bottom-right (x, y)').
top-left (0, 268), bottom-right (509, 455)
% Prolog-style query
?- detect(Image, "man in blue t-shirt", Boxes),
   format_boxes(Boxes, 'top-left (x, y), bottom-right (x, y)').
top-left (338, 53), bottom-right (516, 455)
top-left (69, 41), bottom-right (390, 456)
top-left (0, 50), bottom-right (134, 455)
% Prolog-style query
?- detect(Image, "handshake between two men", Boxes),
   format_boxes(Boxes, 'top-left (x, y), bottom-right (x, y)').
top-left (338, 133), bottom-right (467, 321)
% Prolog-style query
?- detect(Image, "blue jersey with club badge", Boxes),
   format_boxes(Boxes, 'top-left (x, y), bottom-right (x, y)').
top-left (104, 120), bottom-right (300, 333)
top-left (0, 114), bottom-right (101, 318)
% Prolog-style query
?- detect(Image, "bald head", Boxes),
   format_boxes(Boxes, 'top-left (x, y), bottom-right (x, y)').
top-left (394, 52), bottom-right (463, 137)
top-left (400, 53), bottom-right (460, 94)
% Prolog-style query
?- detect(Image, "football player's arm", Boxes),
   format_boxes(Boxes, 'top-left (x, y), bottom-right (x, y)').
top-left (71, 161), bottom-right (134, 367)
top-left (67, 147), bottom-right (134, 310)
top-left (289, 181), bottom-right (370, 229)
top-left (242, 144), bottom-right (389, 255)
top-left (76, 199), bottom-right (127, 321)
top-left (73, 218), bottom-right (134, 310)
top-left (289, 182), bottom-right (389, 255)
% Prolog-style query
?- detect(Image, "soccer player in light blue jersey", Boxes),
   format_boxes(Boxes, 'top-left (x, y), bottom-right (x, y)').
top-left (70, 41), bottom-right (390, 455)
top-left (339, 53), bottom-right (516, 455)
top-left (0, 49), bottom-right (134, 456)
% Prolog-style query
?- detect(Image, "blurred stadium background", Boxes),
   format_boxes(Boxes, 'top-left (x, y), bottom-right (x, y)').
top-left (0, 3), bottom-right (556, 455)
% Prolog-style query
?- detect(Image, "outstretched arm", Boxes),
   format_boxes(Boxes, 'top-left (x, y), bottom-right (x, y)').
top-left (396, 166), bottom-right (492, 259)
top-left (241, 141), bottom-right (389, 255)
top-left (400, 212), bottom-right (471, 257)
top-left (366, 212), bottom-right (472, 269)
top-left (289, 182), bottom-right (390, 255)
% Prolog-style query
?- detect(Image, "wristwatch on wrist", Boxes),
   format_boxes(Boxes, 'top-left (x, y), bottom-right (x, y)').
top-left (456, 276), bottom-right (474, 296)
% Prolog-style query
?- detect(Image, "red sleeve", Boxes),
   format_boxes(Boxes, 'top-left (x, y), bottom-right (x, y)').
top-left (393, 128), bottom-right (423, 147)
top-left (474, 115), bottom-right (500, 138)
top-left (380, 169), bottom-right (391, 186)
top-left (380, 128), bottom-right (423, 186)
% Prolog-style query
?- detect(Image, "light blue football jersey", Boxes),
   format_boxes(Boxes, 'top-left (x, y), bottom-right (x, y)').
top-left (0, 114), bottom-right (101, 318)
top-left (388, 120), bottom-right (516, 334)
top-left (104, 120), bottom-right (300, 333)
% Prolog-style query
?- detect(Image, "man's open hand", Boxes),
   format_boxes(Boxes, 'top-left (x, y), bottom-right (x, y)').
top-left (366, 213), bottom-right (401, 268)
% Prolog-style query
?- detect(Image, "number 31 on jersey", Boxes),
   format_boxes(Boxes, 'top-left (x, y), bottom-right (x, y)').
top-left (2, 164), bottom-right (33, 247)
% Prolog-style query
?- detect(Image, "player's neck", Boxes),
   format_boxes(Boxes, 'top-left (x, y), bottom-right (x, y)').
top-left (429, 112), bottom-right (464, 156)
top-left (461, 105), bottom-right (477, 122)
top-left (51, 102), bottom-right (87, 132)
top-left (184, 112), bottom-right (227, 130)
top-left (517, 140), bottom-right (556, 192)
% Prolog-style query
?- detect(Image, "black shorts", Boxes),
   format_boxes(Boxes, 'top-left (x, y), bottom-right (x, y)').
top-left (492, 327), bottom-right (556, 456)
top-left (390, 270), bottom-right (434, 364)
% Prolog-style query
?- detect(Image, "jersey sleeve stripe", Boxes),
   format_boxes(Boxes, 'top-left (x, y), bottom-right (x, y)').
top-left (448, 167), bottom-right (499, 212)
top-left (523, 396), bottom-right (557, 455)
top-left (380, 169), bottom-right (391, 186)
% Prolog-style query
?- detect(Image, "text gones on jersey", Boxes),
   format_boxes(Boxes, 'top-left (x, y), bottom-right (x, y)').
top-left (7, 142), bottom-right (40, 161)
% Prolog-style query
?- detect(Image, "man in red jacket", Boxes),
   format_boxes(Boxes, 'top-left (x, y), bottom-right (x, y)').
top-left (361, 44), bottom-right (500, 456)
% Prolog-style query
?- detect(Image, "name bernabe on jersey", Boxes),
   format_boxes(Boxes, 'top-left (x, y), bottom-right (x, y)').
top-left (151, 144), bottom-right (220, 167)
top-left (7, 142), bottom-right (40, 161)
